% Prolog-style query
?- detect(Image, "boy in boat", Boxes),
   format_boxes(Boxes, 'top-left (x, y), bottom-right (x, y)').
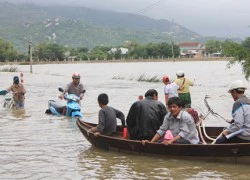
top-left (142, 97), bottom-right (199, 145)
top-left (89, 93), bottom-right (125, 136)
top-left (174, 70), bottom-right (193, 108)
top-left (215, 80), bottom-right (250, 144)
top-left (7, 76), bottom-right (26, 109)
top-left (126, 89), bottom-right (167, 140)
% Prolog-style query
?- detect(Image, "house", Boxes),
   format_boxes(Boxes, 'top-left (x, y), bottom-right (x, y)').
top-left (178, 42), bottom-right (205, 58)
top-left (108, 47), bottom-right (129, 55)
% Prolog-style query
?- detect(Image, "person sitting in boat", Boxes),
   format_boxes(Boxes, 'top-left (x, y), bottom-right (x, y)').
top-left (174, 70), bottom-right (194, 108)
top-left (215, 80), bottom-right (250, 144)
top-left (162, 74), bottom-right (179, 107)
top-left (58, 72), bottom-right (85, 103)
top-left (89, 93), bottom-right (125, 136)
top-left (142, 97), bottom-right (200, 145)
top-left (126, 89), bottom-right (167, 140)
top-left (7, 76), bottom-right (26, 109)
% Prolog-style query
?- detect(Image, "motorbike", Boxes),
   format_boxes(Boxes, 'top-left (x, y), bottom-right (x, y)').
top-left (0, 90), bottom-right (15, 109)
top-left (45, 88), bottom-right (85, 118)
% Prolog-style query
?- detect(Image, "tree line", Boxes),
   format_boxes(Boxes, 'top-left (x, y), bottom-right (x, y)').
top-left (205, 38), bottom-right (250, 79)
top-left (1, 37), bottom-right (250, 78)
top-left (0, 40), bottom-right (181, 62)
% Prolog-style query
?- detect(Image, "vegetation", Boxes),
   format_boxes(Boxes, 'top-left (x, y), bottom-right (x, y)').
top-left (0, 39), bottom-right (19, 62)
top-left (35, 43), bottom-right (67, 61)
top-left (29, 41), bottom-right (179, 62)
top-left (113, 73), bottom-right (161, 83)
top-left (137, 74), bottom-right (161, 82)
top-left (0, 66), bottom-right (18, 72)
top-left (203, 38), bottom-right (250, 80)
top-left (205, 40), bottom-right (223, 54)
top-left (223, 38), bottom-right (250, 80)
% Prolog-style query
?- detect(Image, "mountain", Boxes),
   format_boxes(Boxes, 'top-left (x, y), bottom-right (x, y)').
top-left (0, 2), bottom-right (201, 52)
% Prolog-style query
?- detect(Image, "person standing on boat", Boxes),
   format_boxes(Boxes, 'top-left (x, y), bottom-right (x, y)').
top-left (126, 89), bottom-right (167, 140)
top-left (215, 80), bottom-right (250, 144)
top-left (174, 70), bottom-right (193, 108)
top-left (142, 97), bottom-right (199, 145)
top-left (89, 93), bottom-right (125, 136)
top-left (7, 76), bottom-right (26, 109)
top-left (59, 72), bottom-right (85, 102)
top-left (162, 75), bottom-right (179, 107)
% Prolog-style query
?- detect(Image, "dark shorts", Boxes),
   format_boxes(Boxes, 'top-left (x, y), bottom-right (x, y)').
top-left (178, 93), bottom-right (191, 108)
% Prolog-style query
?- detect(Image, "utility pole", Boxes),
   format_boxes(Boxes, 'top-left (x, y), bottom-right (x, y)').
top-left (29, 36), bottom-right (33, 73)
top-left (169, 35), bottom-right (175, 59)
top-left (171, 41), bottom-right (175, 59)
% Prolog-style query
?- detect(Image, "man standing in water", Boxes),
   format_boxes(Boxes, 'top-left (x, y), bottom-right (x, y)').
top-left (59, 72), bottom-right (85, 102)
top-left (174, 70), bottom-right (193, 108)
top-left (7, 76), bottom-right (26, 109)
top-left (162, 75), bottom-right (179, 107)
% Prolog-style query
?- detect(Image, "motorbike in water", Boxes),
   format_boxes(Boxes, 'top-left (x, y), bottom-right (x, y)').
top-left (45, 88), bottom-right (85, 118)
top-left (0, 90), bottom-right (15, 109)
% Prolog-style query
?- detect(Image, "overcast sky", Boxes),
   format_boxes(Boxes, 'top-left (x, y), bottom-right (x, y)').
top-left (3, 0), bottom-right (250, 39)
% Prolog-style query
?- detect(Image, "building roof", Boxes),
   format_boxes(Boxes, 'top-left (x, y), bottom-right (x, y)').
top-left (179, 42), bottom-right (202, 47)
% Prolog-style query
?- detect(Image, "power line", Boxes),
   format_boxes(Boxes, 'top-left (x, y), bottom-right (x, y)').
top-left (135, 0), bottom-right (169, 15)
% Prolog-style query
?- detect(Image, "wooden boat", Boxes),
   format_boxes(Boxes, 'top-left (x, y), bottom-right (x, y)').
top-left (76, 118), bottom-right (250, 157)
top-left (76, 118), bottom-right (250, 158)
top-left (76, 97), bottom-right (250, 164)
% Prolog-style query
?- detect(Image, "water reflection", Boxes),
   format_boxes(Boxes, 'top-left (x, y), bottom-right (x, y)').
top-left (78, 146), bottom-right (250, 179)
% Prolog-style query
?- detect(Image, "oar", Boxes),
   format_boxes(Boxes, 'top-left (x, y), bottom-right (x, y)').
top-left (0, 90), bottom-right (8, 95)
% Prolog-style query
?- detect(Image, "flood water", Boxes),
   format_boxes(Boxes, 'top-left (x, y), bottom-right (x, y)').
top-left (1, 61), bottom-right (250, 179)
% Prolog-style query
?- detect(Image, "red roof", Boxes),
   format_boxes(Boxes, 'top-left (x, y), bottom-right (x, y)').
top-left (178, 42), bottom-right (202, 47)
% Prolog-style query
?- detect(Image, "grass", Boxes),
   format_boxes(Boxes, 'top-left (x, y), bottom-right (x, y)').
top-left (137, 73), bottom-right (161, 82)
top-left (112, 75), bottom-right (126, 80)
top-left (0, 66), bottom-right (18, 72)
top-left (112, 73), bottom-right (161, 83)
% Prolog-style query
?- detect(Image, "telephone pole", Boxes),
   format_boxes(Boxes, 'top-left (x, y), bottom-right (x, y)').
top-left (29, 36), bottom-right (33, 73)
top-left (168, 35), bottom-right (175, 59)
top-left (171, 40), bottom-right (175, 59)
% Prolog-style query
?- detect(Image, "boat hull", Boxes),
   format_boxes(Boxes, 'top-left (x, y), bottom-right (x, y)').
top-left (76, 119), bottom-right (250, 158)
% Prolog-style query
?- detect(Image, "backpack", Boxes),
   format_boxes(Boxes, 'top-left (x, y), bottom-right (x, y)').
top-left (186, 108), bottom-right (200, 124)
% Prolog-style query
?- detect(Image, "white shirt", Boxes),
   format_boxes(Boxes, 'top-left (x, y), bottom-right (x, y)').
top-left (164, 82), bottom-right (179, 98)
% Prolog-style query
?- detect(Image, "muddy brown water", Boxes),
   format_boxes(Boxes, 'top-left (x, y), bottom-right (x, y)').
top-left (0, 61), bottom-right (250, 179)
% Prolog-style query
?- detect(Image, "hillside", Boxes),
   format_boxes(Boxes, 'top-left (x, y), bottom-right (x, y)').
top-left (0, 2), bottom-right (201, 52)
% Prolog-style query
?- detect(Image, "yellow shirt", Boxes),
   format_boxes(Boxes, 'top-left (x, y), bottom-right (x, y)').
top-left (174, 77), bottom-right (193, 93)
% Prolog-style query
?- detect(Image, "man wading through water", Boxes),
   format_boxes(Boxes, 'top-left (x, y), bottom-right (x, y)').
top-left (174, 70), bottom-right (194, 108)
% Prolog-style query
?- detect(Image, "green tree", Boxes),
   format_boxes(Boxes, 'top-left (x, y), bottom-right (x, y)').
top-left (90, 46), bottom-right (110, 60)
top-left (205, 40), bottom-right (223, 54)
top-left (223, 40), bottom-right (249, 60)
top-left (36, 43), bottom-right (67, 61)
top-left (242, 37), bottom-right (250, 51)
top-left (0, 39), bottom-right (18, 62)
top-left (129, 45), bottom-right (148, 59)
top-left (223, 40), bottom-right (250, 80)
